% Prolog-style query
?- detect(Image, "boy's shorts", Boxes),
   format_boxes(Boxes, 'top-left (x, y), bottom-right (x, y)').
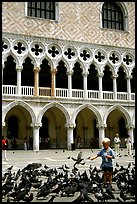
top-left (102, 167), bottom-right (113, 172)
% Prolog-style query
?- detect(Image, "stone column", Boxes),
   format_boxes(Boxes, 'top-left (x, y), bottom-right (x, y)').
top-left (2, 121), bottom-right (6, 135)
top-left (112, 74), bottom-right (118, 100)
top-left (96, 124), bottom-right (107, 148)
top-left (33, 67), bottom-right (40, 96)
top-left (98, 73), bottom-right (104, 100)
top-left (126, 125), bottom-right (134, 149)
top-left (65, 123), bottom-right (75, 150)
top-left (31, 123), bottom-right (42, 151)
top-left (16, 66), bottom-right (23, 95)
top-left (126, 75), bottom-right (132, 101)
top-left (51, 68), bottom-right (57, 97)
top-left (67, 70), bottom-right (73, 97)
top-left (2, 64), bottom-right (4, 84)
top-left (82, 71), bottom-right (89, 98)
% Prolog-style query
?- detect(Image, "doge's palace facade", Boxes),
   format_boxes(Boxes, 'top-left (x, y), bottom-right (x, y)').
top-left (2, 2), bottom-right (135, 150)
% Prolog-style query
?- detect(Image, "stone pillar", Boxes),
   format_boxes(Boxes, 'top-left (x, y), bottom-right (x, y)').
top-left (51, 68), bottom-right (57, 97)
top-left (66, 123), bottom-right (75, 150)
top-left (31, 123), bottom-right (42, 151)
top-left (2, 121), bottom-right (6, 135)
top-left (33, 67), bottom-right (40, 96)
top-left (16, 66), bottom-right (23, 95)
top-left (98, 73), bottom-right (103, 100)
top-left (126, 75), bottom-right (132, 101)
top-left (67, 70), bottom-right (73, 97)
top-left (82, 71), bottom-right (89, 98)
top-left (112, 74), bottom-right (118, 100)
top-left (96, 124), bottom-right (107, 148)
top-left (126, 125), bottom-right (134, 149)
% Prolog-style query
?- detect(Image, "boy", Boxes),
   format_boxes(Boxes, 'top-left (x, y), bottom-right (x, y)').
top-left (88, 137), bottom-right (115, 186)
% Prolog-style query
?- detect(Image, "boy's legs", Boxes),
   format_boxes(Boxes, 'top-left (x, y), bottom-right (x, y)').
top-left (103, 171), bottom-right (108, 183)
top-left (108, 171), bottom-right (112, 184)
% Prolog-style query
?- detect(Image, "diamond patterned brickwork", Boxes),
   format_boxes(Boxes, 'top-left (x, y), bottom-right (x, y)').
top-left (2, 2), bottom-right (135, 49)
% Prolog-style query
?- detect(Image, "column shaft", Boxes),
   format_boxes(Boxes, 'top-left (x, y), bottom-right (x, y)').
top-left (98, 74), bottom-right (103, 100)
top-left (51, 69), bottom-right (57, 97)
top-left (33, 67), bottom-right (40, 96)
top-left (16, 66), bottom-right (23, 95)
top-left (127, 77), bottom-right (131, 100)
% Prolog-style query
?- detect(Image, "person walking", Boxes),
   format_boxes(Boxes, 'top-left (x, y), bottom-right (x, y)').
top-left (77, 135), bottom-right (81, 149)
top-left (2, 136), bottom-right (8, 161)
top-left (125, 135), bottom-right (132, 156)
top-left (87, 137), bottom-right (115, 186)
top-left (113, 133), bottom-right (121, 156)
top-left (24, 137), bottom-right (27, 150)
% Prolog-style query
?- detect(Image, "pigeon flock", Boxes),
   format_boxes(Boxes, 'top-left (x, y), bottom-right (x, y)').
top-left (2, 151), bottom-right (135, 202)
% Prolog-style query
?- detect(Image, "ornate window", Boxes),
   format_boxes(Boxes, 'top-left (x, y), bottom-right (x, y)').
top-left (27, 2), bottom-right (56, 20)
top-left (102, 2), bottom-right (124, 30)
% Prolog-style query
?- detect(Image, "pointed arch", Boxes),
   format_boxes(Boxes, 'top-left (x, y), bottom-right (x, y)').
top-left (2, 100), bottom-right (36, 124)
top-left (71, 103), bottom-right (103, 125)
top-left (103, 104), bottom-right (132, 126)
top-left (37, 102), bottom-right (70, 124)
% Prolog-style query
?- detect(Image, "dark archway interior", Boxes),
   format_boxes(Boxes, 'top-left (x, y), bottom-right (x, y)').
top-left (119, 117), bottom-right (127, 138)
top-left (39, 116), bottom-right (49, 138)
top-left (3, 55), bottom-right (16, 85)
top-left (56, 60), bottom-right (68, 88)
top-left (117, 67), bottom-right (127, 92)
top-left (7, 116), bottom-right (18, 139)
top-left (103, 66), bottom-right (113, 91)
top-left (40, 58), bottom-right (51, 87)
top-left (88, 64), bottom-right (98, 90)
top-left (72, 62), bottom-right (83, 89)
top-left (22, 57), bottom-right (34, 86)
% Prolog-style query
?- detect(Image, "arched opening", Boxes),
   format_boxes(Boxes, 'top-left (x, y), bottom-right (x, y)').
top-left (105, 109), bottom-right (127, 147)
top-left (3, 55), bottom-right (16, 85)
top-left (74, 108), bottom-right (99, 149)
top-left (87, 64), bottom-right (98, 90)
top-left (56, 60), bottom-right (68, 88)
top-left (22, 57), bottom-right (34, 86)
top-left (39, 58), bottom-right (51, 87)
top-left (72, 62), bottom-right (83, 89)
top-left (40, 107), bottom-right (67, 149)
top-left (117, 67), bottom-right (127, 92)
top-left (103, 65), bottom-right (113, 91)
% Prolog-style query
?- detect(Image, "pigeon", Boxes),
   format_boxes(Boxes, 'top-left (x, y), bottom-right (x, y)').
top-left (44, 164), bottom-right (49, 169)
top-left (6, 165), bottom-right (13, 171)
top-left (120, 190), bottom-right (131, 202)
top-left (22, 193), bottom-right (34, 202)
top-left (48, 195), bottom-right (57, 202)
top-left (116, 162), bottom-right (119, 167)
top-left (64, 164), bottom-right (70, 169)
top-left (71, 151), bottom-right (84, 167)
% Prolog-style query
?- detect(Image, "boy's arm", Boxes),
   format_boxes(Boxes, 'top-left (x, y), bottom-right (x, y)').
top-left (87, 155), bottom-right (99, 160)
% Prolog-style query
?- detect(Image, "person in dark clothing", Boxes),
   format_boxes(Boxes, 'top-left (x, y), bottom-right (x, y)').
top-left (29, 136), bottom-right (33, 150)
top-left (11, 137), bottom-right (17, 150)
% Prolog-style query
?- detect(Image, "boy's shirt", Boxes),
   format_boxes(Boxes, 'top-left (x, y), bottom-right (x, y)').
top-left (97, 147), bottom-right (115, 168)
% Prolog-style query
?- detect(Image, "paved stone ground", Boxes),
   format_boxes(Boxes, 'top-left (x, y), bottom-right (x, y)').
top-left (2, 148), bottom-right (135, 202)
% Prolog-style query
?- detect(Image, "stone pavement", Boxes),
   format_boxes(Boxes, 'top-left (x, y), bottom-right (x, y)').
top-left (2, 148), bottom-right (135, 202)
